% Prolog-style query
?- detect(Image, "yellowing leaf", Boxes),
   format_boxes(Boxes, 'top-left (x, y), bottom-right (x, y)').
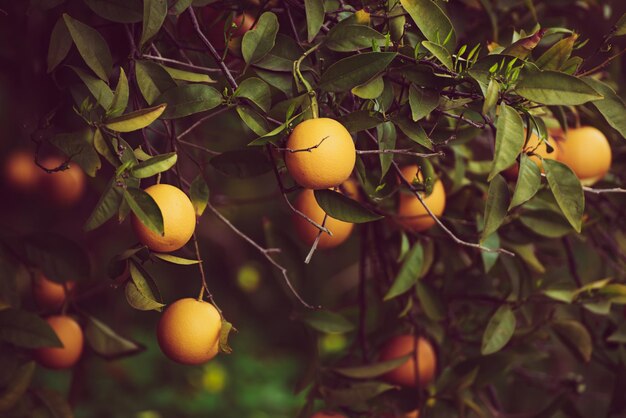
top-left (104, 104), bottom-right (166, 132)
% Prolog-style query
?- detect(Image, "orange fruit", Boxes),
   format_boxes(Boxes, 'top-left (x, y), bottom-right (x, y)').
top-left (285, 118), bottom-right (356, 189)
top-left (39, 156), bottom-right (85, 207)
top-left (292, 189), bottom-right (354, 249)
top-left (555, 126), bottom-right (612, 185)
top-left (32, 274), bottom-right (75, 311)
top-left (397, 165), bottom-right (446, 232)
top-left (157, 298), bottom-right (222, 365)
top-left (34, 315), bottom-right (84, 369)
top-left (379, 334), bottom-right (437, 388)
top-left (2, 150), bottom-right (41, 193)
top-left (382, 410), bottom-right (420, 418)
top-left (131, 184), bottom-right (196, 253)
top-left (311, 413), bottom-right (347, 418)
top-left (354, 9), bottom-right (371, 25)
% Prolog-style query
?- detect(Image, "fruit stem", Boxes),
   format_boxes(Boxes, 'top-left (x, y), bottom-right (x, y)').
top-left (293, 43), bottom-right (321, 119)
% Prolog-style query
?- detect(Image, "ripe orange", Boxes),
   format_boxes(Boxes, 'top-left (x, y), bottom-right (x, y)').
top-left (34, 315), bottom-right (84, 369)
top-left (379, 334), bottom-right (437, 388)
top-left (157, 298), bottom-right (222, 365)
top-left (131, 184), bottom-right (196, 253)
top-left (397, 165), bottom-right (446, 232)
top-left (32, 274), bottom-right (75, 311)
top-left (285, 118), bottom-right (356, 189)
top-left (292, 189), bottom-right (354, 249)
top-left (39, 156), bottom-right (85, 207)
top-left (2, 150), bottom-right (41, 193)
top-left (555, 126), bottom-right (612, 185)
top-left (310, 413), bottom-right (347, 418)
top-left (382, 410), bottom-right (420, 418)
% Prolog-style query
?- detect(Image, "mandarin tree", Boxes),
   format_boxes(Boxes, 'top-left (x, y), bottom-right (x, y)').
top-left (1, 0), bottom-right (626, 417)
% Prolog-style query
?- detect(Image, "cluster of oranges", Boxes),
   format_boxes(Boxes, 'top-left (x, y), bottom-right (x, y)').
top-left (3, 151), bottom-right (85, 207)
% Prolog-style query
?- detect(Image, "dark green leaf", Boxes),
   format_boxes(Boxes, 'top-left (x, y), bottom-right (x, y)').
top-left (333, 356), bottom-right (411, 379)
top-left (32, 388), bottom-right (74, 418)
top-left (482, 175), bottom-right (510, 239)
top-left (84, 178), bottom-right (123, 231)
top-left (516, 70), bottom-right (603, 105)
top-left (126, 261), bottom-right (165, 311)
top-left (234, 77), bottom-right (271, 112)
top-left (583, 77), bottom-right (626, 139)
top-left (124, 187), bottom-right (164, 235)
top-left (84, 315), bottom-right (145, 359)
top-left (338, 110), bottom-right (384, 133)
top-left (509, 154), bottom-right (541, 209)
top-left (409, 85), bottom-right (439, 121)
top-left (325, 382), bottom-right (396, 406)
top-left (189, 174), bottom-right (209, 216)
top-left (543, 159), bottom-right (584, 233)
top-left (319, 52), bottom-right (397, 92)
top-left (401, 0), bottom-right (456, 50)
top-left (155, 84), bottom-right (222, 119)
top-left (135, 60), bottom-right (176, 105)
top-left (254, 34), bottom-right (313, 72)
top-left (520, 210), bottom-right (574, 238)
top-left (63, 14), bottom-right (113, 81)
top-left (0, 309), bottom-right (62, 349)
top-left (535, 34), bottom-right (577, 71)
top-left (325, 24), bottom-right (386, 52)
top-left (552, 319), bottom-right (592, 362)
top-left (47, 17), bottom-right (72, 73)
top-left (481, 305), bottom-right (516, 355)
top-left (377, 121), bottom-right (396, 179)
top-left (210, 149), bottom-right (272, 178)
top-left (108, 68), bottom-right (129, 118)
top-left (489, 103), bottom-right (525, 181)
top-left (0, 362), bottom-right (36, 413)
top-left (304, 0), bottom-right (324, 42)
top-left (140, 0), bottom-right (167, 47)
top-left (300, 310), bottom-right (354, 333)
top-left (416, 281), bottom-right (445, 321)
top-left (384, 243), bottom-right (423, 300)
top-left (422, 41), bottom-right (453, 69)
top-left (84, 0), bottom-right (142, 23)
top-left (314, 189), bottom-right (382, 223)
top-left (242, 12), bottom-right (279, 65)
top-left (51, 128), bottom-right (101, 177)
top-left (69, 66), bottom-right (114, 110)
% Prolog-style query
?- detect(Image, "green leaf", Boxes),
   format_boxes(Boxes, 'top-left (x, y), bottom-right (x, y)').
top-left (314, 189), bottom-right (383, 223)
top-left (140, 0), bottom-right (167, 48)
top-left (535, 34), bottom-right (577, 71)
top-left (509, 154), bottom-right (541, 209)
top-left (69, 66), bottom-right (114, 110)
top-left (506, 243), bottom-right (545, 274)
top-left (47, 17), bottom-right (72, 73)
top-left (126, 261), bottom-right (165, 311)
top-left (63, 14), bottom-right (113, 81)
top-left (611, 12), bottom-right (626, 37)
top-left (515, 70), bottom-right (603, 105)
top-left (304, 0), bottom-right (324, 42)
top-left (333, 356), bottom-right (411, 379)
top-left (84, 0), bottom-right (142, 23)
top-left (9, 233), bottom-right (90, 283)
top-left (242, 12), bottom-right (279, 65)
top-left (0, 309), bottom-right (62, 349)
top-left (189, 174), bottom-right (209, 216)
top-left (325, 382), bottom-right (396, 406)
top-left (416, 281), bottom-right (446, 321)
top-left (422, 41), bottom-right (454, 69)
top-left (300, 310), bottom-right (354, 333)
top-left (152, 253), bottom-right (201, 265)
top-left (93, 128), bottom-right (120, 167)
top-left (409, 85), bottom-right (439, 121)
top-left (482, 175), bottom-right (510, 239)
top-left (234, 77), bottom-right (271, 112)
top-left (338, 110), bottom-right (384, 133)
top-left (105, 104), bottom-right (166, 132)
top-left (210, 149), bottom-right (272, 178)
top-left (401, 0), bottom-right (456, 51)
top-left (135, 60), bottom-right (176, 105)
top-left (351, 76), bottom-right (384, 99)
top-left (481, 305), bottom-right (516, 355)
top-left (169, 0), bottom-right (194, 15)
top-left (481, 232), bottom-right (500, 273)
top-left (325, 24), bottom-right (386, 52)
top-left (84, 315), bottom-right (145, 359)
top-left (84, 178), bottom-right (123, 231)
top-left (254, 34), bottom-right (313, 72)
top-left (51, 128), bottom-right (101, 177)
top-left (155, 84), bottom-right (222, 119)
top-left (482, 78), bottom-right (499, 115)
top-left (124, 187), bottom-right (164, 235)
top-left (552, 319), bottom-right (592, 362)
top-left (131, 152), bottom-right (177, 179)
top-left (319, 52), bottom-right (397, 92)
top-left (394, 114), bottom-right (433, 150)
top-left (384, 243), bottom-right (424, 300)
top-left (377, 121), bottom-right (396, 179)
top-left (583, 77), bottom-right (626, 139)
top-left (108, 68), bottom-right (129, 118)
top-left (32, 388), bottom-right (74, 418)
top-left (543, 159), bottom-right (584, 233)
top-left (161, 65), bottom-right (215, 83)
top-left (520, 211), bottom-right (575, 238)
top-left (0, 362), bottom-right (36, 413)
top-left (489, 103), bottom-right (525, 181)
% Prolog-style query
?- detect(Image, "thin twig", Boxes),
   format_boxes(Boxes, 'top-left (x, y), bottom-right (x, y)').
top-left (141, 54), bottom-right (224, 73)
top-left (577, 48), bottom-right (626, 77)
top-left (275, 136), bottom-right (328, 153)
top-left (304, 213), bottom-right (327, 264)
top-left (439, 111), bottom-right (486, 128)
top-left (187, 8), bottom-right (238, 90)
top-left (583, 186), bottom-right (626, 194)
top-left (178, 139), bottom-right (221, 155)
top-left (356, 149), bottom-right (444, 158)
top-left (206, 201), bottom-right (315, 309)
top-left (178, 107), bottom-right (230, 139)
